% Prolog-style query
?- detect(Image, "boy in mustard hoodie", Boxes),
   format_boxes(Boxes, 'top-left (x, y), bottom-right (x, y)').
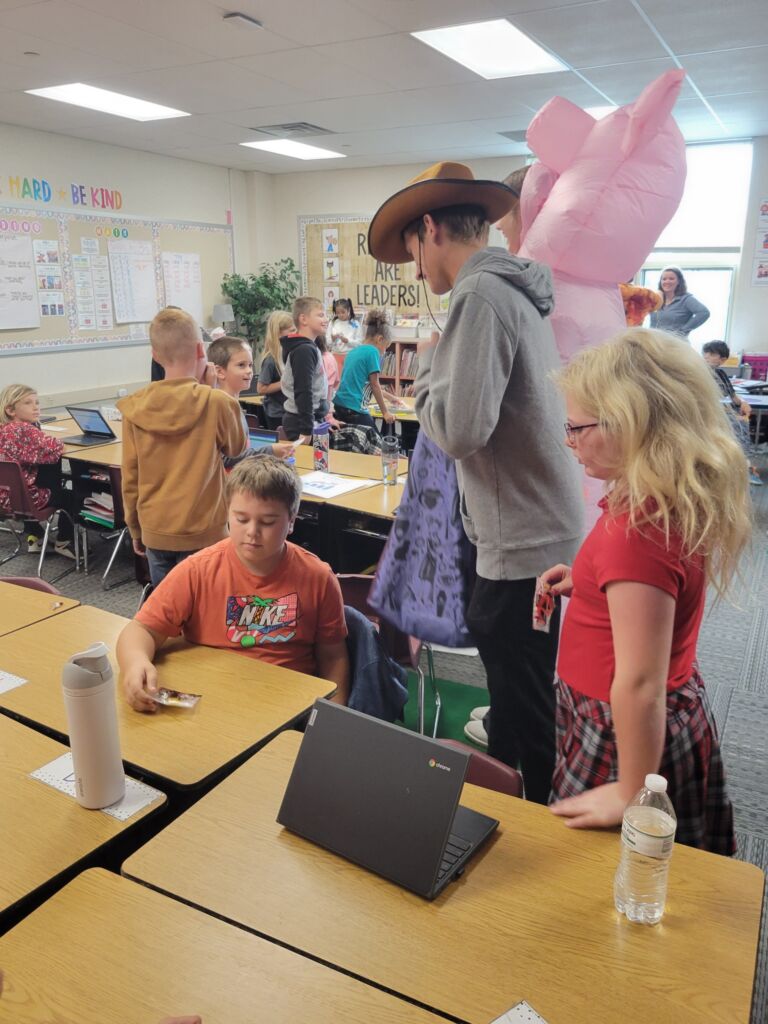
top-left (118, 308), bottom-right (247, 587)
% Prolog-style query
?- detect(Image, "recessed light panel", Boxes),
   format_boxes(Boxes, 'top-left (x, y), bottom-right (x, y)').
top-left (25, 83), bottom-right (189, 121)
top-left (411, 19), bottom-right (567, 80)
top-left (240, 139), bottom-right (345, 160)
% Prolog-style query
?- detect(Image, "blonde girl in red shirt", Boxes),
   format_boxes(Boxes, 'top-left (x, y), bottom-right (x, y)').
top-left (541, 328), bottom-right (750, 853)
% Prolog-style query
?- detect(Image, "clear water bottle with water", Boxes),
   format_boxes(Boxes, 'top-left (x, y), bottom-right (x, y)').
top-left (614, 773), bottom-right (676, 925)
top-left (381, 433), bottom-right (399, 485)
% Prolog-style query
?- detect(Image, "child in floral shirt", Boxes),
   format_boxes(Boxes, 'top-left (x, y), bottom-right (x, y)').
top-left (0, 384), bottom-right (74, 557)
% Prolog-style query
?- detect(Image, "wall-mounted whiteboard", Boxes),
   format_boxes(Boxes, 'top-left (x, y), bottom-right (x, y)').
top-left (0, 205), bottom-right (234, 355)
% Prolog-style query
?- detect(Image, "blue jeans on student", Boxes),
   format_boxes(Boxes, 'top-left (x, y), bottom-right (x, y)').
top-left (145, 547), bottom-right (194, 588)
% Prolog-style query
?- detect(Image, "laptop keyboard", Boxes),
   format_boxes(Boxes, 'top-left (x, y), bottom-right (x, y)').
top-left (437, 832), bottom-right (472, 880)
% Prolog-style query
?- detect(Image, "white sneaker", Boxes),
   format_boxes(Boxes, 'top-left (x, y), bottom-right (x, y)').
top-left (470, 705), bottom-right (490, 722)
top-left (463, 719), bottom-right (488, 748)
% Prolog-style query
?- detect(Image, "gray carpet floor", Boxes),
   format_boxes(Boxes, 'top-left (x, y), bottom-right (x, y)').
top-left (1, 456), bottom-right (766, 1022)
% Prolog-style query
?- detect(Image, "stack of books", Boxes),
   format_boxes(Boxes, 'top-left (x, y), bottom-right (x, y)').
top-left (80, 492), bottom-right (115, 528)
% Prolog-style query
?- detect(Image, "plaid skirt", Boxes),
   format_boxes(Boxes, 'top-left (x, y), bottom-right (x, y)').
top-left (551, 672), bottom-right (736, 855)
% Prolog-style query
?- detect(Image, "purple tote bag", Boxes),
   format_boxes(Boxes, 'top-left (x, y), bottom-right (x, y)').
top-left (369, 430), bottom-right (475, 647)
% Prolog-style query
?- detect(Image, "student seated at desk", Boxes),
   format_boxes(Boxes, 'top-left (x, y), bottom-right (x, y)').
top-left (118, 309), bottom-right (247, 588)
top-left (207, 334), bottom-right (294, 464)
top-left (333, 309), bottom-right (403, 431)
top-left (0, 384), bottom-right (75, 559)
top-left (701, 340), bottom-right (762, 486)
top-left (117, 457), bottom-right (349, 712)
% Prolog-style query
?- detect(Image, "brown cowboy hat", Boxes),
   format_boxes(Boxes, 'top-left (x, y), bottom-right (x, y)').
top-left (368, 161), bottom-right (518, 264)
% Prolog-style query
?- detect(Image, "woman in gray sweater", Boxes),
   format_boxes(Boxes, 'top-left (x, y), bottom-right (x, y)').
top-left (649, 266), bottom-right (710, 338)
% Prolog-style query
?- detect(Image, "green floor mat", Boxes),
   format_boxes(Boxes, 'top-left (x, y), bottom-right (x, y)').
top-left (402, 672), bottom-right (488, 746)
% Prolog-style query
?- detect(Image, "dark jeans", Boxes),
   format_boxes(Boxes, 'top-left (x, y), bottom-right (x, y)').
top-left (333, 403), bottom-right (377, 432)
top-left (263, 412), bottom-right (284, 431)
top-left (466, 575), bottom-right (560, 805)
top-left (27, 463), bottom-right (73, 542)
top-left (145, 547), bottom-right (194, 588)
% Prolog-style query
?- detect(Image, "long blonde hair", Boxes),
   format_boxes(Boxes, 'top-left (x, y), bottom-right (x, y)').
top-left (0, 384), bottom-right (35, 425)
top-left (263, 310), bottom-right (293, 374)
top-left (557, 328), bottom-right (751, 595)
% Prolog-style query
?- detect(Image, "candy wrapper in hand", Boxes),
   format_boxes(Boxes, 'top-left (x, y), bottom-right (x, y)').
top-left (532, 579), bottom-right (555, 633)
top-left (148, 687), bottom-right (202, 708)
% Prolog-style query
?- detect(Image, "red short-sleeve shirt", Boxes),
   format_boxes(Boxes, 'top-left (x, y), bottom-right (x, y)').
top-left (136, 539), bottom-right (347, 677)
top-left (557, 500), bottom-right (705, 702)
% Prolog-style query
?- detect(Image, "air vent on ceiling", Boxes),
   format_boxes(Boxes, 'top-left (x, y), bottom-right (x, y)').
top-left (498, 130), bottom-right (528, 143)
top-left (248, 122), bottom-right (334, 139)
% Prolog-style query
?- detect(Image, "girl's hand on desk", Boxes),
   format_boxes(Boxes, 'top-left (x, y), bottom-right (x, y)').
top-left (122, 660), bottom-right (160, 713)
top-left (550, 782), bottom-right (629, 830)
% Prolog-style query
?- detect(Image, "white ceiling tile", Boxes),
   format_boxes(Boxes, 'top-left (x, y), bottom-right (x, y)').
top-left (708, 92), bottom-right (768, 124)
top-left (345, 0), bottom-right (513, 32)
top-left (312, 33), bottom-right (479, 90)
top-left (576, 59), bottom-right (697, 106)
top-left (0, 23), bottom-right (130, 76)
top-left (640, 0), bottom-right (768, 53)
top-left (90, 62), bottom-right (309, 116)
top-left (237, 0), bottom-right (394, 46)
top-left (514, 0), bottom-right (669, 67)
top-left (234, 45), bottom-right (394, 100)
top-left (67, 0), bottom-right (298, 59)
top-left (0, 0), bottom-right (212, 70)
top-left (681, 47), bottom-right (768, 98)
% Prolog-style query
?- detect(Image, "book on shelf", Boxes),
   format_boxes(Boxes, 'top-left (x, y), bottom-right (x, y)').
top-left (80, 510), bottom-right (115, 528)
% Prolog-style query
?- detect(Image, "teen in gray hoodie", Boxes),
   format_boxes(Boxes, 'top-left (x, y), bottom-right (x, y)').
top-left (369, 164), bottom-right (582, 803)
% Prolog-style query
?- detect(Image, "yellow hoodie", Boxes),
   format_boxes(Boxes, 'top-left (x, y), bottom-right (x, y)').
top-left (118, 379), bottom-right (246, 552)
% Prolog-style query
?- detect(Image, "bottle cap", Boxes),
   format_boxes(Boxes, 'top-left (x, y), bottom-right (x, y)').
top-left (644, 773), bottom-right (668, 793)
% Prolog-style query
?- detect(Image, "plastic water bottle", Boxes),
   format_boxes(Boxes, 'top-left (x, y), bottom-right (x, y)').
top-left (614, 773), bottom-right (676, 925)
top-left (62, 642), bottom-right (125, 810)
top-left (381, 433), bottom-right (399, 485)
top-left (313, 421), bottom-right (331, 473)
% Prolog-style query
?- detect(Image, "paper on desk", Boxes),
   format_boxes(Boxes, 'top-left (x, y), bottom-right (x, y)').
top-left (0, 669), bottom-right (28, 694)
top-left (300, 472), bottom-right (378, 499)
top-left (30, 752), bottom-right (163, 821)
top-left (491, 1002), bottom-right (550, 1023)
top-left (41, 425), bottom-right (67, 432)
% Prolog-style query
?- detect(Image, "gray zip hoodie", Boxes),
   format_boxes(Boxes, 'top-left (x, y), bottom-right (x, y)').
top-left (414, 247), bottom-right (583, 580)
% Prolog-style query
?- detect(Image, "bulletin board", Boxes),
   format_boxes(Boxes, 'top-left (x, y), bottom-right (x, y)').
top-left (0, 205), bottom-right (234, 356)
top-left (299, 213), bottom-right (425, 316)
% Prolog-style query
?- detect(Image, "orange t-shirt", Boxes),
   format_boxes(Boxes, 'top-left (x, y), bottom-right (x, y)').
top-left (136, 539), bottom-right (347, 677)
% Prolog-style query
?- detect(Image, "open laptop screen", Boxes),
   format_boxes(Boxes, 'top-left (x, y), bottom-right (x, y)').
top-left (249, 427), bottom-right (278, 450)
top-left (66, 406), bottom-right (115, 437)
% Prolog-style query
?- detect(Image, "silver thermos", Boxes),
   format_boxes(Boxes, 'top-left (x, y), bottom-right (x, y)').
top-left (62, 642), bottom-right (125, 809)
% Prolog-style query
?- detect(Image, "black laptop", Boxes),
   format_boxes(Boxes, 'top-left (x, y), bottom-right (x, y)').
top-left (277, 701), bottom-right (499, 899)
top-left (62, 406), bottom-right (118, 447)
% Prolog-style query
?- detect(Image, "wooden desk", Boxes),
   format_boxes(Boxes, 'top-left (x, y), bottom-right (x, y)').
top-left (66, 443), bottom-right (122, 468)
top-left (0, 580), bottom-right (79, 637)
top-left (0, 606), bottom-right (334, 789)
top-left (0, 870), bottom-right (443, 1024)
top-left (0, 718), bottom-right (164, 916)
top-left (124, 731), bottom-right (765, 1024)
top-left (327, 481), bottom-right (404, 520)
top-left (293, 443), bottom-right (408, 479)
top-left (239, 393), bottom-right (264, 407)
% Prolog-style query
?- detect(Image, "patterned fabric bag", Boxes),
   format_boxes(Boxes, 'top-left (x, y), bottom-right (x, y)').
top-left (331, 424), bottom-right (382, 454)
top-left (369, 430), bottom-right (475, 647)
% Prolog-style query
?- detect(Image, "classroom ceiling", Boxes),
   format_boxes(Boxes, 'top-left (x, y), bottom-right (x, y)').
top-left (0, 0), bottom-right (766, 173)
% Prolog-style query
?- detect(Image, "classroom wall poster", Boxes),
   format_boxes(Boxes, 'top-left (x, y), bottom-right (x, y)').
top-left (0, 234), bottom-right (40, 328)
top-left (751, 200), bottom-right (768, 286)
top-left (108, 238), bottom-right (157, 323)
top-left (161, 250), bottom-right (203, 326)
top-left (299, 214), bottom-right (424, 316)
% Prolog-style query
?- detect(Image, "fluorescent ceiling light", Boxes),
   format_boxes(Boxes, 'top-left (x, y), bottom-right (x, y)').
top-left (240, 139), bottom-right (346, 160)
top-left (585, 105), bottom-right (618, 119)
top-left (411, 19), bottom-right (566, 79)
top-left (25, 83), bottom-right (189, 121)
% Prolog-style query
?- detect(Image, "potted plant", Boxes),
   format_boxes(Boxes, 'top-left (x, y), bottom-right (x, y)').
top-left (221, 257), bottom-right (301, 354)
